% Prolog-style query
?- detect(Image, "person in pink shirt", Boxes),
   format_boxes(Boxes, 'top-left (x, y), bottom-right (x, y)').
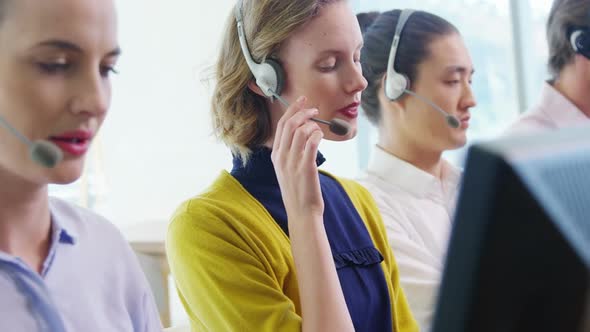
top-left (507, 0), bottom-right (590, 135)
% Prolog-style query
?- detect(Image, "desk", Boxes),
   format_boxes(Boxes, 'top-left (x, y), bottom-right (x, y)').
top-left (122, 222), bottom-right (171, 328)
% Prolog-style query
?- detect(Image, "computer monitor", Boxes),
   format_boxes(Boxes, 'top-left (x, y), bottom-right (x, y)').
top-left (431, 126), bottom-right (590, 332)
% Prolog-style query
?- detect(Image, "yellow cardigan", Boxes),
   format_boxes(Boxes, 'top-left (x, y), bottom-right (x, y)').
top-left (166, 170), bottom-right (418, 332)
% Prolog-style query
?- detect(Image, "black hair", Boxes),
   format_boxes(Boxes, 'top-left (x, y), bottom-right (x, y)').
top-left (546, 0), bottom-right (590, 78)
top-left (358, 10), bottom-right (458, 126)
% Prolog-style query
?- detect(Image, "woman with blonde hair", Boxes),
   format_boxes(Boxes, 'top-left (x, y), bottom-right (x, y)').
top-left (0, 0), bottom-right (161, 330)
top-left (166, 0), bottom-right (418, 331)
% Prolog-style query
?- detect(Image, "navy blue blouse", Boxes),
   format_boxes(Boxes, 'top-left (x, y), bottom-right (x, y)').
top-left (231, 147), bottom-right (393, 332)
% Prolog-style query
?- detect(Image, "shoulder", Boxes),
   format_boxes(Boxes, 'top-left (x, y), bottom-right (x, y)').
top-left (356, 172), bottom-right (413, 215)
top-left (48, 197), bottom-right (149, 287)
top-left (168, 172), bottom-right (250, 237)
top-left (505, 105), bottom-right (555, 136)
top-left (167, 171), bottom-right (276, 256)
top-left (48, 197), bottom-right (127, 248)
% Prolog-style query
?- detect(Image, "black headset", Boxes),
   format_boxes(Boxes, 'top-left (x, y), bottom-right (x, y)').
top-left (569, 8), bottom-right (590, 60)
top-left (569, 26), bottom-right (590, 59)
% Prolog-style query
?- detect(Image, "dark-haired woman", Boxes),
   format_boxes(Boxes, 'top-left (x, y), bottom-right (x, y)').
top-left (356, 9), bottom-right (477, 331)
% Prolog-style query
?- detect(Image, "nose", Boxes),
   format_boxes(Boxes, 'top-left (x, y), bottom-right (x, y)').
top-left (70, 69), bottom-right (110, 117)
top-left (344, 62), bottom-right (368, 95)
top-left (460, 82), bottom-right (477, 110)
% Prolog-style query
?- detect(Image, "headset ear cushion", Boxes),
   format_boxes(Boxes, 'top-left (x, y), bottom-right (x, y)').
top-left (571, 29), bottom-right (590, 59)
top-left (578, 31), bottom-right (590, 53)
top-left (264, 59), bottom-right (286, 96)
top-left (386, 72), bottom-right (410, 101)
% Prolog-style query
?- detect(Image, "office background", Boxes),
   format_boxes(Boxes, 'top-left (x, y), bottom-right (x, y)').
top-left (49, 0), bottom-right (554, 228)
top-left (47, 0), bottom-right (555, 325)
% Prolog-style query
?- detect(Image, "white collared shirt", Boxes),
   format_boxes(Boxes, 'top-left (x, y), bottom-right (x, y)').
top-left (506, 82), bottom-right (589, 135)
top-left (357, 146), bottom-right (462, 332)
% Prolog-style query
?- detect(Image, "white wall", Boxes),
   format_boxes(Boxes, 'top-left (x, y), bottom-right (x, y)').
top-left (97, 0), bottom-right (235, 226)
top-left (96, 0), bottom-right (360, 227)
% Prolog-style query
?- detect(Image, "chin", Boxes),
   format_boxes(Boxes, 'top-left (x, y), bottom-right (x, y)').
top-left (450, 134), bottom-right (468, 149)
top-left (48, 160), bottom-right (86, 185)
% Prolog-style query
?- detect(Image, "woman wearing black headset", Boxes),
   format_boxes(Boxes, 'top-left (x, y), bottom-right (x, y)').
top-left (507, 0), bottom-right (590, 134)
top-left (166, 1), bottom-right (418, 331)
top-left (356, 9), bottom-right (476, 332)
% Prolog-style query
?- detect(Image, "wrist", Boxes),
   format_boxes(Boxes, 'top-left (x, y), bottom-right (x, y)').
top-left (287, 212), bottom-right (324, 232)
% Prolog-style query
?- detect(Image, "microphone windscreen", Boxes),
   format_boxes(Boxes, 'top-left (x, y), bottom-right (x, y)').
top-left (446, 116), bottom-right (460, 129)
top-left (329, 119), bottom-right (350, 136)
top-left (30, 140), bottom-right (63, 168)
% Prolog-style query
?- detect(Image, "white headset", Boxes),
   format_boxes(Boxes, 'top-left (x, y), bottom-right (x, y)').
top-left (234, 0), bottom-right (285, 98)
top-left (383, 9), bottom-right (460, 129)
top-left (231, 0), bottom-right (351, 136)
top-left (385, 9), bottom-right (416, 101)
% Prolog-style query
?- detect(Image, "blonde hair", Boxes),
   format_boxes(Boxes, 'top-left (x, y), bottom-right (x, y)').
top-left (211, 0), bottom-right (340, 162)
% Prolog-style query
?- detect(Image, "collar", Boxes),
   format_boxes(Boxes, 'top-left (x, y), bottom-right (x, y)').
top-left (231, 146), bottom-right (326, 184)
top-left (365, 145), bottom-right (462, 198)
top-left (0, 198), bottom-right (77, 272)
top-left (48, 198), bottom-right (78, 245)
top-left (536, 82), bottom-right (589, 129)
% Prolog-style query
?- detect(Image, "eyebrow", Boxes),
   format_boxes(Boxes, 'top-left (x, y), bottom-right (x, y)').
top-left (317, 42), bottom-right (364, 56)
top-left (35, 39), bottom-right (122, 57)
top-left (445, 66), bottom-right (475, 75)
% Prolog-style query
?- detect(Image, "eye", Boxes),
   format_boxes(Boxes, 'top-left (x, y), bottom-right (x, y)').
top-left (318, 64), bottom-right (336, 72)
top-left (445, 80), bottom-right (460, 86)
top-left (38, 62), bottom-right (71, 74)
top-left (317, 57), bottom-right (337, 72)
top-left (100, 65), bottom-right (119, 78)
top-left (320, 66), bottom-right (335, 72)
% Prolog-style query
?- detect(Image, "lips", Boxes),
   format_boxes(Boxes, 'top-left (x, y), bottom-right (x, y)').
top-left (48, 130), bottom-right (93, 156)
top-left (337, 102), bottom-right (360, 119)
top-left (459, 114), bottom-right (471, 129)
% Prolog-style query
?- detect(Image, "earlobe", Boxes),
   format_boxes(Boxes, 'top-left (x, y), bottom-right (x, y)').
top-left (247, 80), bottom-right (267, 97)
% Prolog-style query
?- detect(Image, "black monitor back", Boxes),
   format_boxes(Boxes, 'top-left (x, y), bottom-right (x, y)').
top-left (432, 127), bottom-right (590, 332)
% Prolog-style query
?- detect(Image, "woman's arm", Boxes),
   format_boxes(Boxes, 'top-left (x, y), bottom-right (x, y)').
top-left (271, 96), bottom-right (354, 332)
top-left (167, 208), bottom-right (303, 331)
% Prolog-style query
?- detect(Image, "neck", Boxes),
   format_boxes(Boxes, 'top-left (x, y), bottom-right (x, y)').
top-left (0, 169), bottom-right (51, 273)
top-left (553, 65), bottom-right (590, 118)
top-left (377, 125), bottom-right (444, 178)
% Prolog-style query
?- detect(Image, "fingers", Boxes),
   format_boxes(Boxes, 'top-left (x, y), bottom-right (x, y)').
top-left (278, 108), bottom-right (319, 154)
top-left (291, 121), bottom-right (322, 158)
top-left (269, 96), bottom-right (325, 220)
top-left (273, 96), bottom-right (307, 152)
top-left (303, 128), bottom-right (323, 168)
